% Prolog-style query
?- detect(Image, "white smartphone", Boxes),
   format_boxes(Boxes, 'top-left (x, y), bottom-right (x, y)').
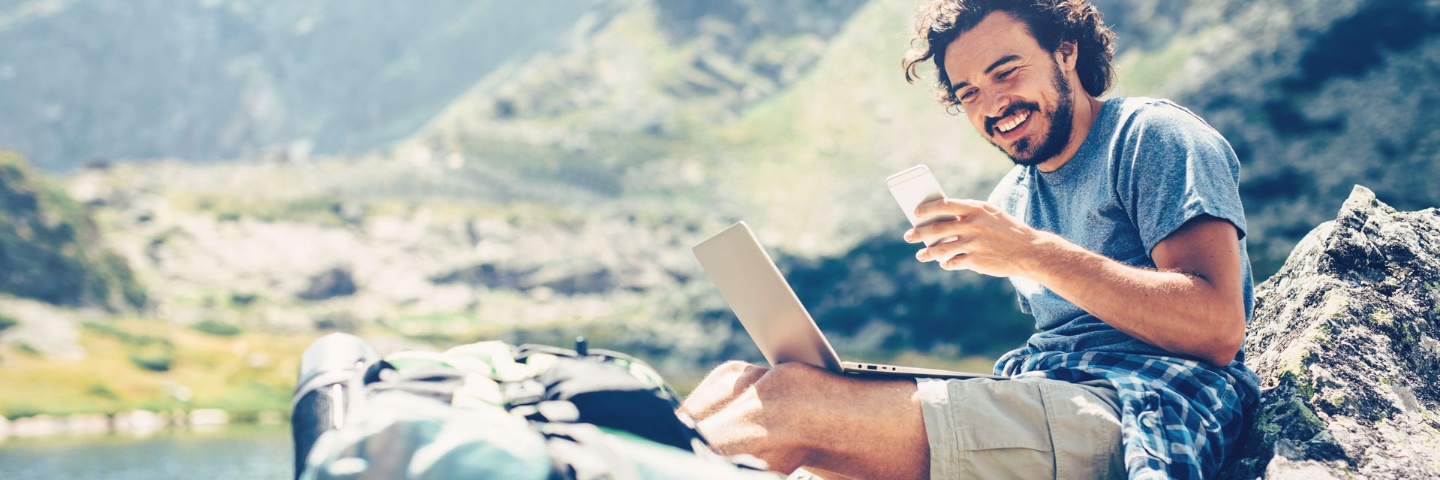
top-left (886, 165), bottom-right (957, 248)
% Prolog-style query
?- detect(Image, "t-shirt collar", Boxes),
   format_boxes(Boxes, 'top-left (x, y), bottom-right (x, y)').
top-left (1034, 97), bottom-right (1123, 185)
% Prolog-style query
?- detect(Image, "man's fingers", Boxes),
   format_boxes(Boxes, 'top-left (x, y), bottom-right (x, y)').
top-left (916, 236), bottom-right (964, 262)
top-left (680, 361), bottom-right (768, 421)
top-left (942, 252), bottom-right (971, 271)
top-left (904, 221), bottom-right (964, 244)
top-left (913, 198), bottom-right (986, 219)
top-left (707, 360), bottom-right (768, 393)
top-left (732, 363), bottom-right (769, 389)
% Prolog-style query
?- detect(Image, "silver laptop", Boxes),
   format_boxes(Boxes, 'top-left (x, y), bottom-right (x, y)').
top-left (692, 221), bottom-right (1001, 380)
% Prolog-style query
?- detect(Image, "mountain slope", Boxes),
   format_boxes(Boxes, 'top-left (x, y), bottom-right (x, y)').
top-left (0, 0), bottom-right (602, 171)
top-left (415, 0), bottom-right (1014, 256)
top-left (1135, 0), bottom-right (1440, 277)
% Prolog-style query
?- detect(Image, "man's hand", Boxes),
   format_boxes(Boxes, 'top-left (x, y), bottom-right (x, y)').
top-left (677, 361), bottom-right (768, 423)
top-left (903, 198), bottom-right (1041, 278)
top-left (903, 199), bottom-right (1248, 366)
top-left (677, 362), bottom-right (816, 474)
top-left (677, 362), bottom-right (930, 479)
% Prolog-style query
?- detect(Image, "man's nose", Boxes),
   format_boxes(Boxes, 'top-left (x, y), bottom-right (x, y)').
top-left (980, 92), bottom-right (1009, 124)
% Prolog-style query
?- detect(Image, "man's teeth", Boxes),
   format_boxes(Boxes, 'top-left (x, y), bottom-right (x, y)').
top-left (997, 111), bottom-right (1030, 133)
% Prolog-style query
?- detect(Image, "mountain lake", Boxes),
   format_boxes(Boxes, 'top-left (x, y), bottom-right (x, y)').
top-left (0, 425), bottom-right (291, 480)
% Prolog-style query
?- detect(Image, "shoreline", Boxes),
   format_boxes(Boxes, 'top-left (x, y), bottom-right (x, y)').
top-left (0, 409), bottom-right (286, 442)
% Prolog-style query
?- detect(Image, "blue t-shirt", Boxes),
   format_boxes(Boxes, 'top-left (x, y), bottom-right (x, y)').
top-left (987, 97), bottom-right (1261, 476)
top-left (988, 97), bottom-right (1254, 363)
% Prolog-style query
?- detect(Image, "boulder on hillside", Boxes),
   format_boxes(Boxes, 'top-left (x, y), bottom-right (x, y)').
top-left (298, 267), bottom-right (358, 301)
top-left (1223, 186), bottom-right (1440, 478)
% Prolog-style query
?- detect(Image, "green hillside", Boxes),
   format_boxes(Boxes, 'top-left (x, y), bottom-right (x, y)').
top-left (0, 151), bottom-right (143, 310)
top-left (412, 1), bottom-right (1011, 256)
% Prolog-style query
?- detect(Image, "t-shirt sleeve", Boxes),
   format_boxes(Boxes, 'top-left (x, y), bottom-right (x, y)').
top-left (1115, 101), bottom-right (1247, 255)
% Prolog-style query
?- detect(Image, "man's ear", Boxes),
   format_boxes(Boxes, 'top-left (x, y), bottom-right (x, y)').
top-left (1054, 41), bottom-right (1078, 72)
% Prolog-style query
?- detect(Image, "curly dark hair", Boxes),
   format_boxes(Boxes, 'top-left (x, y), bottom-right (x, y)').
top-left (903, 0), bottom-right (1116, 109)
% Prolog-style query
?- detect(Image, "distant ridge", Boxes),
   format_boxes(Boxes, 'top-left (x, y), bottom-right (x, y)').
top-left (0, 0), bottom-right (601, 171)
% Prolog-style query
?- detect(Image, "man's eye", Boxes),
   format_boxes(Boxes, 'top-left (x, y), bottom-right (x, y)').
top-left (997, 67), bottom-right (1018, 80)
top-left (959, 89), bottom-right (978, 103)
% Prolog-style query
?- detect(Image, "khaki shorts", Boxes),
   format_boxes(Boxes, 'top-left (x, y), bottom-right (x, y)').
top-left (917, 377), bottom-right (1125, 479)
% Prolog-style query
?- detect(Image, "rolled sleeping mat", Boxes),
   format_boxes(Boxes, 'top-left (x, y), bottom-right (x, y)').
top-left (291, 333), bottom-right (377, 480)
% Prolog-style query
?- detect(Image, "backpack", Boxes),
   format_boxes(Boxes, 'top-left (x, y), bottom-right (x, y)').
top-left (292, 333), bottom-right (780, 480)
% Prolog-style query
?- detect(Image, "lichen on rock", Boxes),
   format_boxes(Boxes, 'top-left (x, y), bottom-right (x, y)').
top-left (1224, 185), bottom-right (1440, 478)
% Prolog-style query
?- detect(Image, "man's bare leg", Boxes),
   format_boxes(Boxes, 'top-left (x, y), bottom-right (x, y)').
top-left (679, 362), bottom-right (929, 480)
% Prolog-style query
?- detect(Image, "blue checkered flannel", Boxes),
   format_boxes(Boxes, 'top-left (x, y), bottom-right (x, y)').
top-left (998, 350), bottom-right (1260, 479)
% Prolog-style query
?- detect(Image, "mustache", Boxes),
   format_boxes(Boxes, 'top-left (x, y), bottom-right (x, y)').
top-left (985, 101), bottom-right (1040, 136)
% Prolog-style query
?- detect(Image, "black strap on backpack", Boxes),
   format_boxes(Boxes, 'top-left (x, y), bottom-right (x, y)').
top-left (514, 344), bottom-right (698, 452)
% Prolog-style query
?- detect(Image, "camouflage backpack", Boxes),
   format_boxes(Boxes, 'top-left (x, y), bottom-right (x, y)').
top-left (293, 333), bottom-right (779, 480)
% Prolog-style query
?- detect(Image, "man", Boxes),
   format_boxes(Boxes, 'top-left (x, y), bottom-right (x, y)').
top-left (678, 0), bottom-right (1260, 478)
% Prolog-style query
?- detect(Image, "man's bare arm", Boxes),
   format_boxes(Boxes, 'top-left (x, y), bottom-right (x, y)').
top-left (907, 199), bottom-right (1246, 366)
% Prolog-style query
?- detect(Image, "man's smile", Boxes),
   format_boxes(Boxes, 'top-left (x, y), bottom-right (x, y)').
top-left (986, 102), bottom-right (1041, 145)
top-left (996, 110), bottom-right (1030, 134)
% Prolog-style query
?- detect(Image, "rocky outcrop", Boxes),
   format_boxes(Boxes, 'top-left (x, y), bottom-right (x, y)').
top-left (1224, 185), bottom-right (1440, 478)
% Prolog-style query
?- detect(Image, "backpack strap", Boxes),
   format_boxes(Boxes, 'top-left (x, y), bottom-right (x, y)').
top-left (533, 355), bottom-right (699, 451)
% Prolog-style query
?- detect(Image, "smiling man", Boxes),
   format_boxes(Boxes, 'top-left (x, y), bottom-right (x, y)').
top-left (678, 1), bottom-right (1261, 478)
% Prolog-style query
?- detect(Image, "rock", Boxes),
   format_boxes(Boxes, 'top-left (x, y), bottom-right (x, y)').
top-left (0, 295), bottom-right (92, 361)
top-left (188, 409), bottom-right (230, 429)
top-left (299, 267), bottom-right (358, 301)
top-left (113, 410), bottom-right (167, 435)
top-left (1224, 186), bottom-right (1440, 478)
top-left (65, 413), bottom-right (110, 436)
top-left (10, 414), bottom-right (63, 438)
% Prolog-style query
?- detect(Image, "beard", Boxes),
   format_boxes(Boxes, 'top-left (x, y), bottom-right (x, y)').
top-left (988, 62), bottom-right (1075, 167)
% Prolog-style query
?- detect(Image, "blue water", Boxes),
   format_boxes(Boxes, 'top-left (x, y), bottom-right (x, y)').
top-left (0, 426), bottom-right (291, 480)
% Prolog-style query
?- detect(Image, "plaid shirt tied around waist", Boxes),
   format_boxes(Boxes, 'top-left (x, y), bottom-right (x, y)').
top-left (997, 350), bottom-right (1259, 479)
